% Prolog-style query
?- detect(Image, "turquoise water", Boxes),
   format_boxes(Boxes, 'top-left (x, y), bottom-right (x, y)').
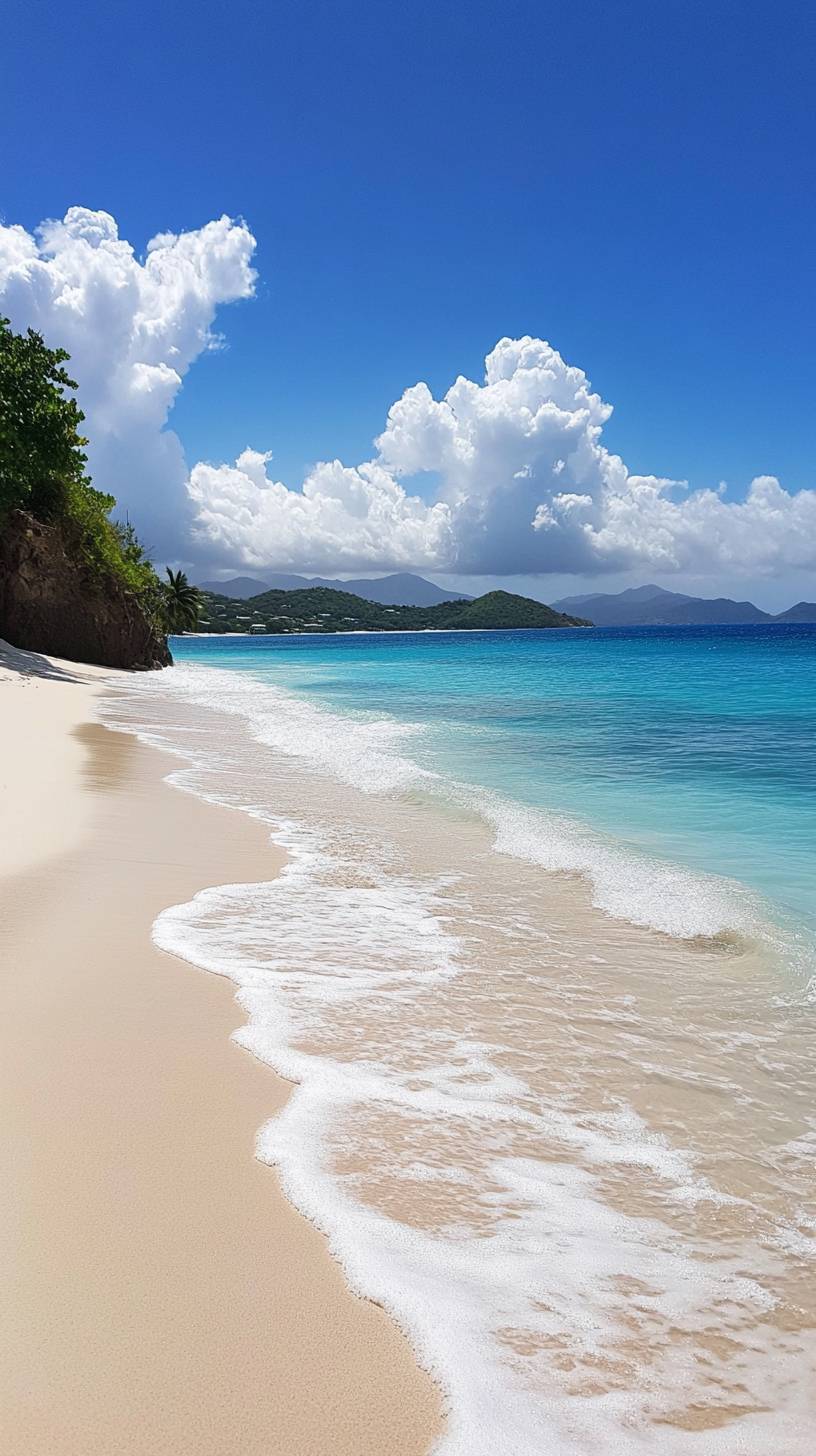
top-left (173, 624), bottom-right (816, 940)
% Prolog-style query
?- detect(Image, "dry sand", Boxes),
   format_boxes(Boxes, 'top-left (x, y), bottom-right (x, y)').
top-left (0, 643), bottom-right (110, 878)
top-left (0, 643), bottom-right (442, 1455)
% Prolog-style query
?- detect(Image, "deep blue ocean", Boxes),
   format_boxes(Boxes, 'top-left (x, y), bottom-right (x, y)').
top-left (173, 624), bottom-right (816, 942)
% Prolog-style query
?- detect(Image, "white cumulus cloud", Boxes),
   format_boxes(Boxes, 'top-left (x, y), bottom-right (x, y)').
top-left (189, 449), bottom-right (454, 571)
top-left (190, 334), bottom-right (816, 580)
top-left (0, 206), bottom-right (256, 553)
top-left (1, 214), bottom-right (811, 586)
top-left (584, 472), bottom-right (816, 574)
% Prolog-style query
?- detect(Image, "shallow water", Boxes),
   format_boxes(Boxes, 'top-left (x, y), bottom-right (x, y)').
top-left (100, 625), bottom-right (816, 1453)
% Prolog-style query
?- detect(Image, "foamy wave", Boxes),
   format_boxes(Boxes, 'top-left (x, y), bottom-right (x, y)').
top-left (460, 786), bottom-right (762, 941)
top-left (120, 662), bottom-right (769, 946)
top-left (155, 662), bottom-right (429, 795)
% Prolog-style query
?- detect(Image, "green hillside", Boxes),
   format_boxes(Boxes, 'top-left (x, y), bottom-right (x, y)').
top-left (196, 585), bottom-right (589, 634)
top-left (442, 590), bottom-right (581, 629)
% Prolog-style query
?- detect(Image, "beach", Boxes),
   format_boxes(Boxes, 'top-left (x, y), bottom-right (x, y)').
top-left (0, 643), bottom-right (441, 1456)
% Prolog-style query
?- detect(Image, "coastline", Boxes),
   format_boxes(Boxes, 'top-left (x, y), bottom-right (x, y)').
top-left (183, 624), bottom-right (590, 636)
top-left (0, 648), bottom-right (441, 1455)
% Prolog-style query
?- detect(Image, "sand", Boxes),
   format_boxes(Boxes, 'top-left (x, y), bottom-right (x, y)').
top-left (0, 643), bottom-right (110, 878)
top-left (0, 643), bottom-right (442, 1455)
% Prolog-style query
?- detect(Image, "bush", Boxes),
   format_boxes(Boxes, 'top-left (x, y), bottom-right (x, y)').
top-left (0, 315), bottom-right (164, 612)
top-left (0, 316), bottom-right (88, 516)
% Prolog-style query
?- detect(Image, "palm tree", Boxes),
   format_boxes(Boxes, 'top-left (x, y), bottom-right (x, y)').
top-left (162, 567), bottom-right (201, 633)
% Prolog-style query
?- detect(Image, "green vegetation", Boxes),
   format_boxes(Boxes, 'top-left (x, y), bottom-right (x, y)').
top-left (442, 591), bottom-right (587, 629)
top-left (0, 316), bottom-right (88, 521)
top-left (162, 568), bottom-right (202, 631)
top-left (0, 316), bottom-right (168, 623)
top-left (197, 585), bottom-right (589, 634)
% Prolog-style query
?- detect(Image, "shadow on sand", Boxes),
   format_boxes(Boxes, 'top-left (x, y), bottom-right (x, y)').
top-left (0, 638), bottom-right (88, 684)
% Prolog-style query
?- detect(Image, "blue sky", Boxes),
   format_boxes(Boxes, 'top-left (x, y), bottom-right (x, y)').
top-left (3, 0), bottom-right (815, 606)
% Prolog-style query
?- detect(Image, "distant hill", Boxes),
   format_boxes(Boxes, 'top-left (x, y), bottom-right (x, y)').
top-left (196, 579), bottom-right (816, 630)
top-left (196, 586), bottom-right (587, 634)
top-left (198, 575), bottom-right (272, 598)
top-left (552, 584), bottom-right (773, 626)
top-left (773, 602), bottom-right (816, 623)
top-left (198, 571), bottom-right (471, 606)
top-left (554, 584), bottom-right (698, 616)
top-left (665, 598), bottom-right (771, 625)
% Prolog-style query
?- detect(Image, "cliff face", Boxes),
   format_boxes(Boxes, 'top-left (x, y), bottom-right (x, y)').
top-left (0, 512), bottom-right (171, 670)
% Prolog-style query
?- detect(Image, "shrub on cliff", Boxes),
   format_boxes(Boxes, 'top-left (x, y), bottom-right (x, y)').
top-left (0, 315), bottom-right (88, 520)
top-left (0, 316), bottom-right (161, 606)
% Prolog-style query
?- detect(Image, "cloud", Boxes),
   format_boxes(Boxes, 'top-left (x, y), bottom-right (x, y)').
top-left (1, 214), bottom-right (811, 583)
top-left (584, 472), bottom-right (816, 575)
top-left (189, 449), bottom-right (454, 571)
top-left (190, 334), bottom-right (816, 578)
top-left (0, 206), bottom-right (256, 553)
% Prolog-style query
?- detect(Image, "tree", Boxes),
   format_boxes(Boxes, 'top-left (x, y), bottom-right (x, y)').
top-left (0, 317), bottom-right (164, 598)
top-left (0, 316), bottom-right (89, 520)
top-left (162, 568), bottom-right (201, 632)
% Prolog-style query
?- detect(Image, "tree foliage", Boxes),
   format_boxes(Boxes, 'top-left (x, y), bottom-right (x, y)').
top-left (0, 316), bottom-right (89, 519)
top-left (161, 568), bottom-right (201, 632)
top-left (0, 316), bottom-right (164, 609)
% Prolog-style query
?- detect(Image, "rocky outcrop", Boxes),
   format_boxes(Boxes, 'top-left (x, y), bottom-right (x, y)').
top-left (0, 512), bottom-right (171, 670)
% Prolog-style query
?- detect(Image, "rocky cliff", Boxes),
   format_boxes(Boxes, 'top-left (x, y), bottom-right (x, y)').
top-left (0, 511), bottom-right (171, 670)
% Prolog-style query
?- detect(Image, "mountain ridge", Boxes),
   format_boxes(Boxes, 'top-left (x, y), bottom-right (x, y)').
top-left (197, 571), bottom-right (472, 606)
top-left (551, 584), bottom-right (815, 626)
top-left (773, 601), bottom-right (816, 624)
top-left (196, 577), bottom-right (816, 627)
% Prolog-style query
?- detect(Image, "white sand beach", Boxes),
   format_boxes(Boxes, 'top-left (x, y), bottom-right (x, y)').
top-left (0, 643), bottom-right (441, 1455)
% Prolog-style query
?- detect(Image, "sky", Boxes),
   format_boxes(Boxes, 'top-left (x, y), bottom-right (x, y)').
top-left (2, 0), bottom-right (815, 609)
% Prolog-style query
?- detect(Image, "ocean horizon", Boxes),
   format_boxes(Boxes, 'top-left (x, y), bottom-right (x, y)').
top-left (97, 622), bottom-right (815, 1453)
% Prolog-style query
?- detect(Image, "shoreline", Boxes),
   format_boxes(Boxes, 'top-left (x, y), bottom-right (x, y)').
top-left (182, 624), bottom-right (590, 637)
top-left (0, 650), bottom-right (441, 1455)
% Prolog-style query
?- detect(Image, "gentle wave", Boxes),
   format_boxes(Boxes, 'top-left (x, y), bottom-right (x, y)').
top-left (137, 662), bottom-right (775, 946)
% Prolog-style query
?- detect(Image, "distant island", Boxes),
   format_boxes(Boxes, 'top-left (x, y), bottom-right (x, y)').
top-left (552, 584), bottom-right (816, 626)
top-left (196, 586), bottom-right (588, 634)
top-left (199, 577), bottom-right (816, 627)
